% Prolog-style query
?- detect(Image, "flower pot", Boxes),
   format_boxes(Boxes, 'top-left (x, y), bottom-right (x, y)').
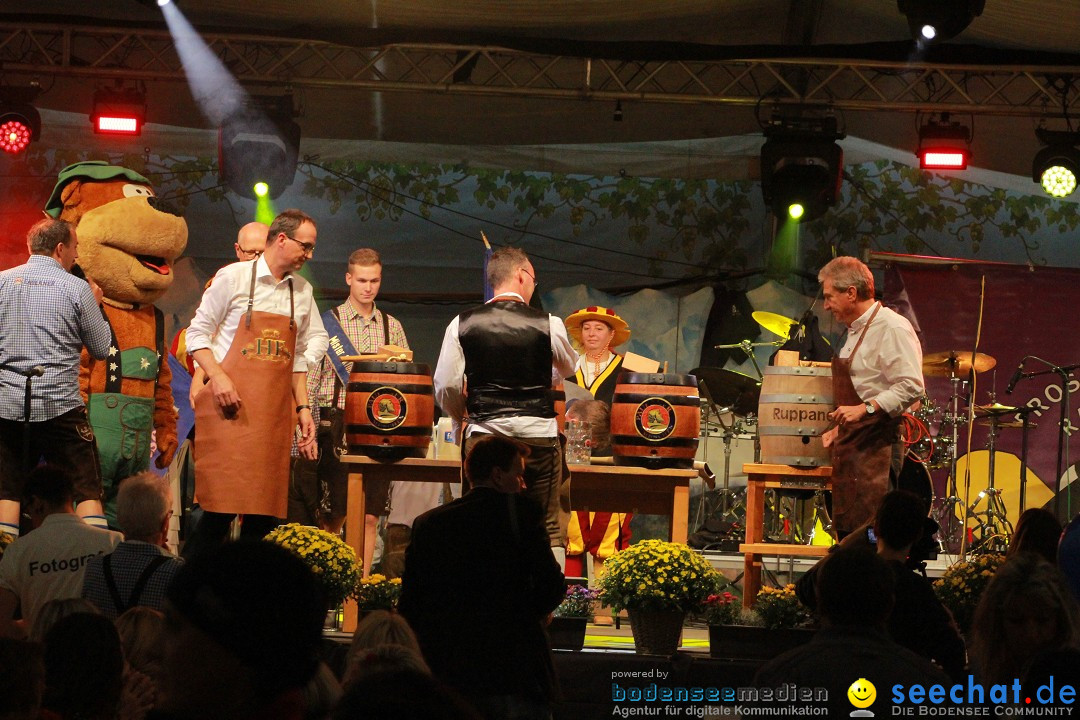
top-left (708, 624), bottom-right (814, 660)
top-left (548, 616), bottom-right (588, 651)
top-left (628, 608), bottom-right (685, 656)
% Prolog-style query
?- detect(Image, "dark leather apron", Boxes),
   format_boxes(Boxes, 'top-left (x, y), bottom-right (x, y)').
top-left (194, 262), bottom-right (296, 517)
top-left (830, 303), bottom-right (899, 533)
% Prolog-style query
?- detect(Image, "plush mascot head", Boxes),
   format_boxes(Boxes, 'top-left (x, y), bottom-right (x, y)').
top-left (44, 161), bottom-right (188, 305)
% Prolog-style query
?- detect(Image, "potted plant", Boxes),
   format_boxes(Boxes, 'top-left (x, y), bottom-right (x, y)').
top-left (264, 523), bottom-right (361, 628)
top-left (354, 573), bottom-right (404, 614)
top-left (549, 585), bottom-right (596, 651)
top-left (597, 539), bottom-right (718, 655)
top-left (705, 584), bottom-right (814, 660)
top-left (933, 552), bottom-right (1005, 635)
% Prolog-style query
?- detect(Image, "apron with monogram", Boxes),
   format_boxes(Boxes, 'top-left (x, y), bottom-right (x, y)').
top-left (194, 262), bottom-right (297, 517)
top-left (830, 303), bottom-right (900, 533)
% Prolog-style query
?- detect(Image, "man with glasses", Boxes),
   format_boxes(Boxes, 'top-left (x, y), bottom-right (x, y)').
top-left (183, 209), bottom-right (328, 557)
top-left (233, 221), bottom-right (268, 261)
top-left (433, 247), bottom-right (576, 568)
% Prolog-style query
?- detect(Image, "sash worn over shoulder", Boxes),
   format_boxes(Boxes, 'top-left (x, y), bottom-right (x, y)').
top-left (322, 307), bottom-right (360, 387)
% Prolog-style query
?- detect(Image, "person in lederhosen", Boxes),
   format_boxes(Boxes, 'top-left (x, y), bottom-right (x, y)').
top-left (562, 306), bottom-right (632, 579)
top-left (819, 256), bottom-right (924, 537)
top-left (182, 209), bottom-right (328, 557)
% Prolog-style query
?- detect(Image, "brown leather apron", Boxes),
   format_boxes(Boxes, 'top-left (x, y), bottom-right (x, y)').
top-left (194, 262), bottom-right (297, 517)
top-left (830, 303), bottom-right (899, 533)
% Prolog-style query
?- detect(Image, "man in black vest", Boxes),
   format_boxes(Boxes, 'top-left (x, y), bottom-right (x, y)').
top-left (433, 247), bottom-right (577, 566)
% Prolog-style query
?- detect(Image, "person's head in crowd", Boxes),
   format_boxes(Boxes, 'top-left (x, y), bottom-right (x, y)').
top-left (234, 221), bottom-right (269, 261)
top-left (29, 597), bottom-right (99, 643)
top-left (115, 606), bottom-right (166, 684)
top-left (116, 472), bottom-right (172, 545)
top-left (158, 540), bottom-right (326, 719)
top-left (0, 637), bottom-right (44, 720)
top-left (344, 643), bottom-right (431, 688)
top-left (301, 662), bottom-right (342, 720)
top-left (971, 553), bottom-right (1080, 685)
top-left (333, 669), bottom-right (482, 720)
top-left (463, 435), bottom-right (529, 495)
top-left (22, 465), bottom-right (76, 528)
top-left (874, 489), bottom-right (928, 552)
top-left (816, 545), bottom-right (894, 630)
top-left (1008, 508), bottom-right (1062, 565)
top-left (346, 248), bottom-right (385, 314)
top-left (265, 209), bottom-right (317, 276)
top-left (819, 255), bottom-right (875, 326)
top-left (345, 610), bottom-right (423, 675)
top-left (42, 613), bottom-right (124, 720)
top-left (566, 398), bottom-right (612, 456)
top-left (486, 247), bottom-right (536, 304)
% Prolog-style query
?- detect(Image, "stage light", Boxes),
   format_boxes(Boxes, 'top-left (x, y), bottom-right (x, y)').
top-left (253, 181), bottom-right (269, 197)
top-left (219, 95), bottom-right (300, 200)
top-left (1032, 129), bottom-right (1080, 198)
top-left (917, 114), bottom-right (971, 170)
top-left (0, 97), bottom-right (41, 155)
top-left (760, 113), bottom-right (844, 223)
top-left (897, 0), bottom-right (985, 45)
top-left (91, 87), bottom-right (146, 136)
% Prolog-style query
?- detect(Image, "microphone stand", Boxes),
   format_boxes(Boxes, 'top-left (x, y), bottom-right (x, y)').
top-left (1012, 357), bottom-right (1080, 520)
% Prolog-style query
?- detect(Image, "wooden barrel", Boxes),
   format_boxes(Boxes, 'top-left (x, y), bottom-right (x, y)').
top-left (345, 361), bottom-right (435, 459)
top-left (610, 372), bottom-right (700, 469)
top-left (757, 365), bottom-right (833, 467)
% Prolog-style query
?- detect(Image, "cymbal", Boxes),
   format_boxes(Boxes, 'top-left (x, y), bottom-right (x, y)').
top-left (922, 350), bottom-right (997, 377)
top-left (977, 419), bottom-right (1035, 429)
top-left (973, 402), bottom-right (1020, 417)
top-left (690, 366), bottom-right (761, 417)
top-left (752, 311), bottom-right (797, 340)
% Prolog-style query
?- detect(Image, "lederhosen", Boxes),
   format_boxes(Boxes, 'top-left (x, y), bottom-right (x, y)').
top-left (830, 302), bottom-right (901, 533)
top-left (193, 261), bottom-right (296, 518)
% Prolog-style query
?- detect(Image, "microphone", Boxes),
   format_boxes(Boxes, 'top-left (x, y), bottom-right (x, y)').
top-left (30, 366), bottom-right (44, 377)
top-left (1005, 357), bottom-right (1027, 395)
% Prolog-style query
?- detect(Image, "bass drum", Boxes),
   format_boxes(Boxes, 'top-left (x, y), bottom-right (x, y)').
top-left (893, 454), bottom-right (933, 511)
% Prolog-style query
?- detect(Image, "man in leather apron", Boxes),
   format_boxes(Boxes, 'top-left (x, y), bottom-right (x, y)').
top-left (819, 257), bottom-right (924, 536)
top-left (433, 247), bottom-right (577, 567)
top-left (183, 209), bottom-right (328, 557)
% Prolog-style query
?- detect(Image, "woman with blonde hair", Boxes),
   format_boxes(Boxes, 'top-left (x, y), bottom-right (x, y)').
top-left (342, 610), bottom-right (428, 687)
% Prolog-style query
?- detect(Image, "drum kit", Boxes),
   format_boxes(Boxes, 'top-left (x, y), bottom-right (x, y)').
top-left (691, 312), bottom-right (1037, 554)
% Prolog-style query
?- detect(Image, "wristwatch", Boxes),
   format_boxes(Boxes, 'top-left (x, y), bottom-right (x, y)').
top-left (864, 401), bottom-right (876, 415)
top-left (296, 404), bottom-right (311, 413)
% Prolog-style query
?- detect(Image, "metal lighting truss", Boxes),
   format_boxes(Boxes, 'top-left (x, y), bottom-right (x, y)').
top-left (2, 21), bottom-right (1080, 117)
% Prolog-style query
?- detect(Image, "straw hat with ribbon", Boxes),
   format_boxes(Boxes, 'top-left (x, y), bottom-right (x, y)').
top-left (564, 306), bottom-right (631, 348)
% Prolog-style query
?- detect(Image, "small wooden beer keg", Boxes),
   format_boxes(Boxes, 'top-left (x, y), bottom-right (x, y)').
top-left (756, 365), bottom-right (833, 467)
top-left (610, 372), bottom-right (700, 469)
top-left (345, 361), bottom-right (435, 459)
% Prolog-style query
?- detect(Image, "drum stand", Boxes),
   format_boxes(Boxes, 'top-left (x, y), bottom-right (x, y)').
top-left (933, 372), bottom-right (968, 553)
top-left (966, 414), bottom-right (1013, 552)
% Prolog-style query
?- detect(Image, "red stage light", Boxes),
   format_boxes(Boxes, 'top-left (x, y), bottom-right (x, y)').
top-left (919, 147), bottom-right (969, 170)
top-left (0, 119), bottom-right (31, 154)
top-left (94, 114), bottom-right (142, 135)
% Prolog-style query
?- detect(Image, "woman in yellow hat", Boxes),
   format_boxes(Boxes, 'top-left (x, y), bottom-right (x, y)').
top-left (563, 306), bottom-right (632, 583)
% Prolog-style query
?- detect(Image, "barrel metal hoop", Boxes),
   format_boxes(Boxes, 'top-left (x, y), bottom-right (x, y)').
top-left (762, 366), bottom-right (832, 377)
top-left (759, 394), bottom-right (831, 404)
top-left (757, 426), bottom-right (823, 436)
top-left (766, 456), bottom-right (826, 467)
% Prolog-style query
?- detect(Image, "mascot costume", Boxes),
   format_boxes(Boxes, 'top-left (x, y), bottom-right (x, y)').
top-left (44, 161), bottom-right (188, 527)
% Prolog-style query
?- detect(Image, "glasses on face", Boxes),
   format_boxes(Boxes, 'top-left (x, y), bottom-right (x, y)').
top-left (237, 246), bottom-right (261, 259)
top-left (520, 266), bottom-right (537, 288)
top-left (285, 235), bottom-right (316, 257)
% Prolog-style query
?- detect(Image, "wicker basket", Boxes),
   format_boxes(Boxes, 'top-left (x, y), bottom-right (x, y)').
top-left (627, 608), bottom-right (685, 656)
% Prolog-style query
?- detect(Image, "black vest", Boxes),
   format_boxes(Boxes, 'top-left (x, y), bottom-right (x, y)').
top-left (459, 300), bottom-right (554, 421)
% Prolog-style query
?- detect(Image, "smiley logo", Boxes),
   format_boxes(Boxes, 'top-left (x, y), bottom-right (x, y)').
top-left (847, 678), bottom-right (876, 712)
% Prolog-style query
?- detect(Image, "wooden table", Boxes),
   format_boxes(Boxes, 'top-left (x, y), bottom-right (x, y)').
top-left (338, 455), bottom-right (696, 631)
top-left (739, 462), bottom-right (832, 608)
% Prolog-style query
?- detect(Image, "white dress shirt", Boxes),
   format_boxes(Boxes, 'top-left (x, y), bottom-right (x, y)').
top-left (839, 302), bottom-right (924, 417)
top-left (433, 293), bottom-right (578, 439)
top-left (186, 256), bottom-right (328, 373)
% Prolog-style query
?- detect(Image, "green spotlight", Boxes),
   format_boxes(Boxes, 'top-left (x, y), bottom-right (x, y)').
top-left (788, 202), bottom-right (806, 220)
top-left (253, 181), bottom-right (270, 198)
top-left (1041, 165), bottom-right (1077, 198)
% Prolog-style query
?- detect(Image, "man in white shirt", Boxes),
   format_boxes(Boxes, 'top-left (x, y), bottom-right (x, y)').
top-left (820, 256), bottom-right (924, 535)
top-left (0, 465), bottom-right (122, 636)
top-left (183, 209), bottom-right (329, 557)
top-left (433, 247), bottom-right (577, 565)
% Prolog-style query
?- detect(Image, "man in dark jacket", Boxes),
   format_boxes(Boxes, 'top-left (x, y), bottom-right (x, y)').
top-left (399, 435), bottom-right (564, 720)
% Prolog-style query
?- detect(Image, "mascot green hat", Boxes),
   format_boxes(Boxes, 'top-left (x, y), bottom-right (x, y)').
top-left (44, 161), bottom-right (152, 218)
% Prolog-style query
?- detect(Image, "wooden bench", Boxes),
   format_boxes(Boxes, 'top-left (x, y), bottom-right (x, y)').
top-left (740, 462), bottom-right (833, 608)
